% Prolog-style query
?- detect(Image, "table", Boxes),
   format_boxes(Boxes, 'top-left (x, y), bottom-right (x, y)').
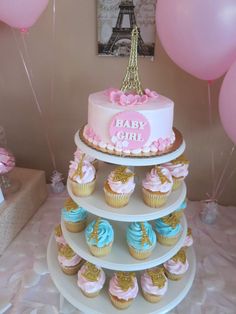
top-left (0, 190), bottom-right (236, 314)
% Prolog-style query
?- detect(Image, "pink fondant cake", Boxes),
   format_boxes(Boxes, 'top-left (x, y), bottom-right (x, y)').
top-left (82, 88), bottom-right (176, 157)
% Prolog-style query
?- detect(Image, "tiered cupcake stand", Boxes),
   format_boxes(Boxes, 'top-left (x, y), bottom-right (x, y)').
top-left (47, 129), bottom-right (196, 314)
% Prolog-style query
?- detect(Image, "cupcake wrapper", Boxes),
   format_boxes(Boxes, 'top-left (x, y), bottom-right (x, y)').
top-left (164, 269), bottom-right (184, 281)
top-left (109, 294), bottom-right (133, 310)
top-left (81, 289), bottom-right (100, 298)
top-left (64, 220), bottom-right (87, 233)
top-left (104, 187), bottom-right (132, 208)
top-left (61, 262), bottom-right (82, 275)
top-left (142, 188), bottom-right (170, 208)
top-left (70, 179), bottom-right (96, 197)
top-left (175, 209), bottom-right (184, 219)
top-left (128, 246), bottom-right (153, 260)
top-left (142, 290), bottom-right (163, 303)
top-left (89, 243), bottom-right (112, 257)
top-left (56, 242), bottom-right (66, 251)
top-left (156, 233), bottom-right (180, 246)
top-left (172, 177), bottom-right (184, 190)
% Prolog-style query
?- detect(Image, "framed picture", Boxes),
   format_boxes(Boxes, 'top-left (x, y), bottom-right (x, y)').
top-left (97, 0), bottom-right (157, 57)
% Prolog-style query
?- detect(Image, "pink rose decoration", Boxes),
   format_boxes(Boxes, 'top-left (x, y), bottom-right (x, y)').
top-left (138, 94), bottom-right (149, 104)
top-left (119, 94), bottom-right (138, 106)
top-left (105, 88), bottom-right (119, 97)
top-left (145, 88), bottom-right (159, 99)
top-left (110, 90), bottom-right (124, 103)
top-left (84, 126), bottom-right (95, 139)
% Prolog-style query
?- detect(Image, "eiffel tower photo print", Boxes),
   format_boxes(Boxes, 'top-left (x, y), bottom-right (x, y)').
top-left (97, 0), bottom-right (156, 57)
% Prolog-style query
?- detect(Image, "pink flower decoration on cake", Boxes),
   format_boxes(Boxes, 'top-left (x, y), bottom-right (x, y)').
top-left (145, 88), bottom-right (159, 99)
top-left (153, 138), bottom-right (171, 152)
top-left (137, 94), bottom-right (149, 104)
top-left (84, 126), bottom-right (95, 139)
top-left (105, 88), bottom-right (119, 97)
top-left (110, 90), bottom-right (124, 103)
top-left (111, 136), bottom-right (129, 149)
top-left (119, 94), bottom-right (138, 106)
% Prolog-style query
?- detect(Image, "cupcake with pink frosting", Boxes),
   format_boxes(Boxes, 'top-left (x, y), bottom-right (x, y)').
top-left (74, 148), bottom-right (99, 170)
top-left (104, 166), bottom-right (135, 208)
top-left (54, 224), bottom-right (67, 250)
top-left (182, 228), bottom-right (193, 250)
top-left (77, 262), bottom-right (105, 297)
top-left (141, 267), bottom-right (168, 303)
top-left (109, 272), bottom-right (139, 309)
top-left (58, 244), bottom-right (83, 275)
top-left (142, 166), bottom-right (173, 208)
top-left (163, 155), bottom-right (189, 190)
top-left (69, 155), bottom-right (96, 197)
top-left (164, 248), bottom-right (189, 281)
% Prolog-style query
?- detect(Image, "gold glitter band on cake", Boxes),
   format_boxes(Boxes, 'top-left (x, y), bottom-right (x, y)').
top-left (79, 126), bottom-right (183, 158)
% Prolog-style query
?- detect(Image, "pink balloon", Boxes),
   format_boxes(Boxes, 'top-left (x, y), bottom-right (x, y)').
top-left (219, 61), bottom-right (236, 144)
top-left (156, 0), bottom-right (236, 80)
top-left (0, 0), bottom-right (49, 29)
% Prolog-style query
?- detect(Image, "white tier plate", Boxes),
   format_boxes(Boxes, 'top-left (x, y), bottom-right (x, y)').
top-left (67, 164), bottom-right (187, 222)
top-left (47, 235), bottom-right (196, 314)
top-left (61, 215), bottom-right (187, 271)
top-left (75, 129), bottom-right (186, 166)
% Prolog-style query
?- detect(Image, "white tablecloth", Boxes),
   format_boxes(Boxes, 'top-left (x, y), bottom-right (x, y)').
top-left (0, 190), bottom-right (236, 314)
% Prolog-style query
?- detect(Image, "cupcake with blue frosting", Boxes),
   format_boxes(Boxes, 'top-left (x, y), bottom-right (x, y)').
top-left (85, 218), bottom-right (114, 257)
top-left (154, 213), bottom-right (182, 246)
top-left (127, 222), bottom-right (156, 260)
top-left (62, 198), bottom-right (88, 233)
top-left (175, 199), bottom-right (187, 219)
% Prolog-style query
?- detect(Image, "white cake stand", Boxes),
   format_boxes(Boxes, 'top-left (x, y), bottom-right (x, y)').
top-left (67, 163), bottom-right (187, 222)
top-left (47, 130), bottom-right (196, 314)
top-left (47, 236), bottom-right (196, 314)
top-left (61, 215), bottom-right (187, 271)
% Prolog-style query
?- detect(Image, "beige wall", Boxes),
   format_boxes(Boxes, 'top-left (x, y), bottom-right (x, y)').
top-left (0, 1), bottom-right (235, 205)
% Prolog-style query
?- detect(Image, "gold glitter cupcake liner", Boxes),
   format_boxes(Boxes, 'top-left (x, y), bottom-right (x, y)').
top-left (156, 233), bottom-right (180, 246)
top-left (64, 219), bottom-right (87, 233)
top-left (109, 294), bottom-right (133, 310)
top-left (142, 290), bottom-right (163, 303)
top-left (104, 186), bottom-right (132, 208)
top-left (128, 246), bottom-right (153, 260)
top-left (70, 178), bottom-right (96, 197)
top-left (142, 188), bottom-right (170, 208)
top-left (89, 243), bottom-right (113, 257)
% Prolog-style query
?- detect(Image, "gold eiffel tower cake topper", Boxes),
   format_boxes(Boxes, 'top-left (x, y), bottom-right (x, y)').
top-left (121, 26), bottom-right (143, 95)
